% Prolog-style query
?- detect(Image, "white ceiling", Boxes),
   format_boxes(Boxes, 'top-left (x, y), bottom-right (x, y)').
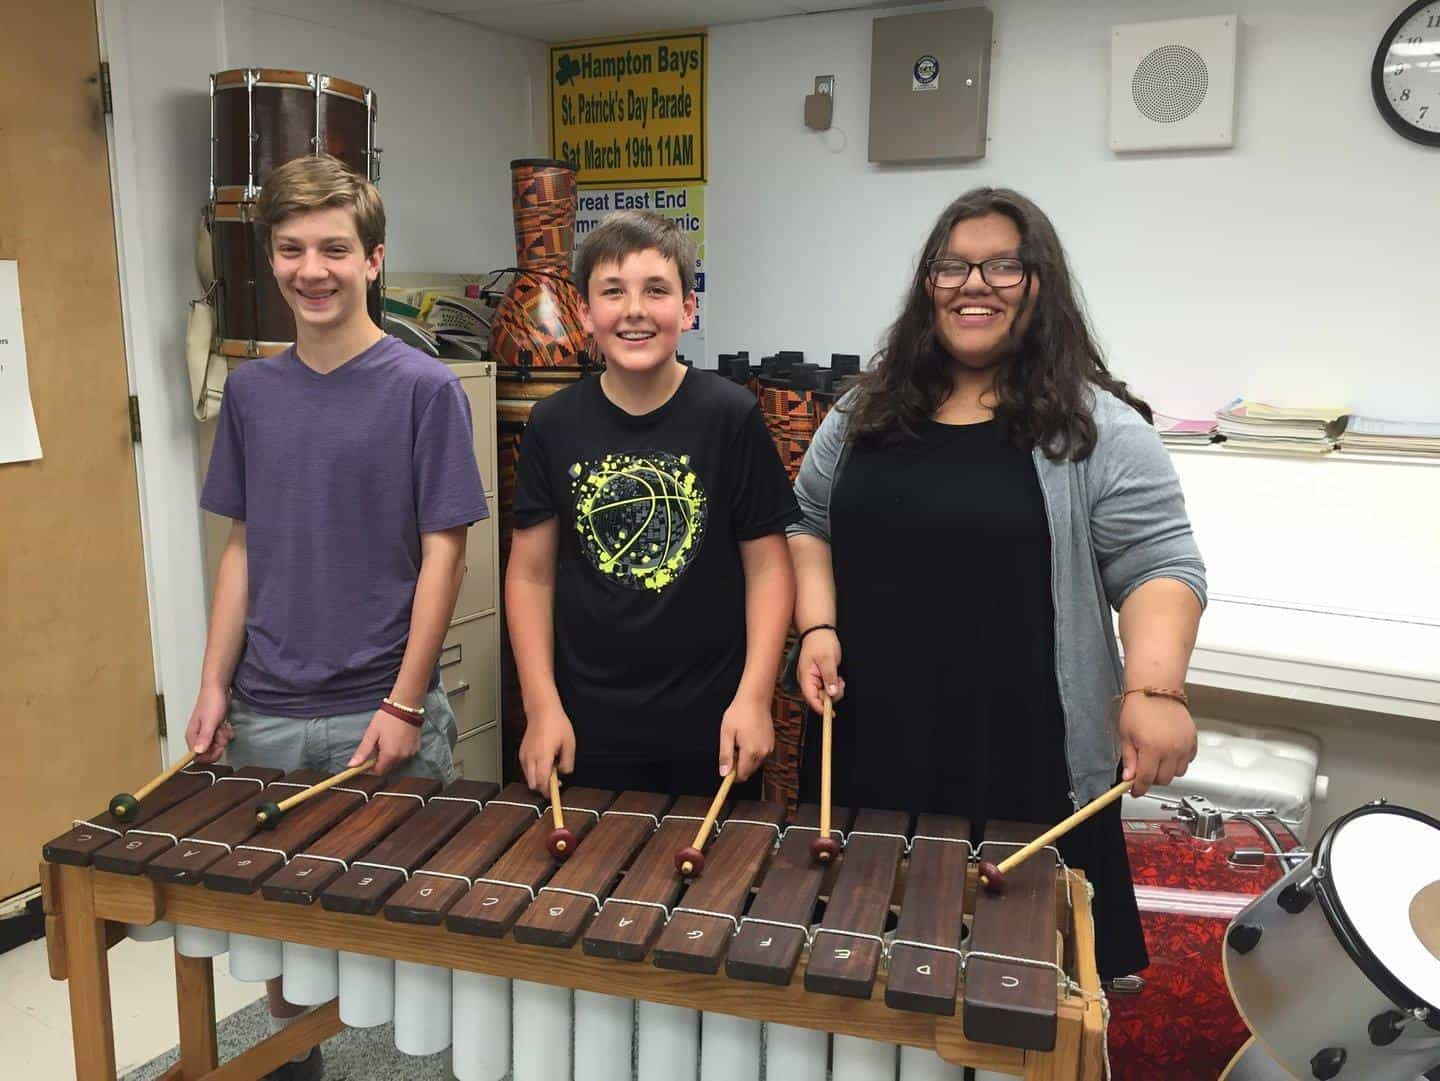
top-left (402, 0), bottom-right (938, 43)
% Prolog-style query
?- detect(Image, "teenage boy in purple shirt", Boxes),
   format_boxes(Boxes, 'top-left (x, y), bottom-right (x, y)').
top-left (187, 155), bottom-right (487, 1080)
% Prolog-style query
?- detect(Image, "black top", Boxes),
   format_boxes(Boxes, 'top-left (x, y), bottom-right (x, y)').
top-left (799, 418), bottom-right (1147, 977)
top-left (515, 369), bottom-right (801, 764)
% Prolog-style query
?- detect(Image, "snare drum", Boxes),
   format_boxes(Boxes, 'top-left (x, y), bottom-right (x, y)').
top-left (1225, 802), bottom-right (1440, 1081)
top-left (211, 68), bottom-right (377, 202)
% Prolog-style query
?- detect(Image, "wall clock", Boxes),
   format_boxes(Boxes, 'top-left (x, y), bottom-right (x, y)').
top-left (1373, 0), bottom-right (1440, 146)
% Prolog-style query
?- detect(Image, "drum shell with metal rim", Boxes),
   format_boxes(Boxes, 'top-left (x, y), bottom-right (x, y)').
top-left (1109, 812), bottom-right (1302, 1081)
top-left (209, 201), bottom-right (383, 358)
top-left (1224, 803), bottom-right (1440, 1081)
top-left (211, 68), bottom-right (376, 202)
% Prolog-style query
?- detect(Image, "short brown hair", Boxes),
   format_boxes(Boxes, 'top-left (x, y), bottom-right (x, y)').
top-left (574, 210), bottom-right (696, 299)
top-left (255, 155), bottom-right (385, 255)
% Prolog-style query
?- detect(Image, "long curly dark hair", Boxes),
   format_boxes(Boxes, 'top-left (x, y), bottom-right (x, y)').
top-left (845, 188), bottom-right (1150, 461)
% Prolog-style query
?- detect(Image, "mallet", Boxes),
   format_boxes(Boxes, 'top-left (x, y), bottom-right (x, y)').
top-left (254, 758), bottom-right (378, 829)
top-left (675, 770), bottom-right (736, 876)
top-left (547, 768), bottom-right (575, 859)
top-left (110, 750), bottom-right (198, 822)
top-left (809, 695), bottom-right (841, 864)
top-left (978, 779), bottom-right (1133, 894)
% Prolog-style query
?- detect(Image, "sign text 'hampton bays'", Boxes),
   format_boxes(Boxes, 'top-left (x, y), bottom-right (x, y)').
top-left (550, 34), bottom-right (706, 186)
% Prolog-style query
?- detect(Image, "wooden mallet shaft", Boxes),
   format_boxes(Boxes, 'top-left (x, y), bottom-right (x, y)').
top-left (549, 769), bottom-right (564, 831)
top-left (255, 758), bottom-right (377, 826)
top-left (547, 768), bottom-right (575, 858)
top-left (979, 779), bottom-right (1133, 893)
top-left (110, 749), bottom-right (199, 820)
top-left (820, 695), bottom-right (833, 838)
top-left (809, 695), bottom-right (841, 863)
top-left (675, 770), bottom-right (736, 875)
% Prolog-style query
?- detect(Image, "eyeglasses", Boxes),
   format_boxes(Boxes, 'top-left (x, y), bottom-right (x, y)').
top-left (925, 257), bottom-right (1027, 289)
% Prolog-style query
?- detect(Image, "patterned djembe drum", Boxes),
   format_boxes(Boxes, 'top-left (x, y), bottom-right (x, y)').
top-left (490, 158), bottom-right (596, 778)
top-left (487, 157), bottom-right (593, 374)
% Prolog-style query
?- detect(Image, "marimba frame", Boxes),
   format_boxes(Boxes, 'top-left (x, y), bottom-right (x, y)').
top-left (41, 855), bottom-right (1106, 1081)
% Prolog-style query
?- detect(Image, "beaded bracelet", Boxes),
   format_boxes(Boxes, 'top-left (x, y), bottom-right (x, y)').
top-left (1114, 686), bottom-right (1189, 708)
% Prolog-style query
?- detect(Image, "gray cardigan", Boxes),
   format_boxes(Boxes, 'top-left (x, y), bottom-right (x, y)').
top-left (788, 388), bottom-right (1207, 805)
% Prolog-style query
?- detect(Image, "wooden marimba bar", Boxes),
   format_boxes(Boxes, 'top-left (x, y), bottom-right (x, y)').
top-left (41, 767), bottom-right (1106, 1081)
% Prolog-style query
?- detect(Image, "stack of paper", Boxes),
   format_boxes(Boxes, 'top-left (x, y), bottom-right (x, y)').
top-left (1338, 415), bottom-right (1440, 458)
top-left (1216, 399), bottom-right (1347, 455)
top-left (1154, 414), bottom-right (1218, 447)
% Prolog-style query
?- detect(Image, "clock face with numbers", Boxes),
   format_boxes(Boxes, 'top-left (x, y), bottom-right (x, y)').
top-left (1373, 0), bottom-right (1440, 146)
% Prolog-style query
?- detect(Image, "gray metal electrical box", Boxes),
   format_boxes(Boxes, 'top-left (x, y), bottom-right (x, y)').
top-left (868, 7), bottom-right (992, 164)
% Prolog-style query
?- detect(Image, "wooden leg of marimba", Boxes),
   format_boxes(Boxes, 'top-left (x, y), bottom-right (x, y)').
top-left (1022, 1018), bottom-right (1083, 1081)
top-left (57, 865), bottom-right (119, 1080)
top-left (173, 950), bottom-right (219, 1078)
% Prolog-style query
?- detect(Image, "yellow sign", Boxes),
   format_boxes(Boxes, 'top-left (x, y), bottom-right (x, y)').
top-left (550, 33), bottom-right (706, 187)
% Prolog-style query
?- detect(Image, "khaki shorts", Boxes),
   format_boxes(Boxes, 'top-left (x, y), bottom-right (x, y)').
top-left (224, 684), bottom-right (457, 783)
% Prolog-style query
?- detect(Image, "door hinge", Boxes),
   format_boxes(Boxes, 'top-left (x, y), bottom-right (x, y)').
top-left (156, 694), bottom-right (167, 738)
top-left (128, 395), bottom-right (141, 443)
top-left (98, 62), bottom-right (113, 115)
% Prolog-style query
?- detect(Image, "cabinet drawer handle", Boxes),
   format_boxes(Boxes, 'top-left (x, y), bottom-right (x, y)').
top-left (448, 680), bottom-right (471, 698)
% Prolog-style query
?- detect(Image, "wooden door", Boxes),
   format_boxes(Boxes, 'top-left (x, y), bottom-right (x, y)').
top-left (0, 1), bottom-right (159, 897)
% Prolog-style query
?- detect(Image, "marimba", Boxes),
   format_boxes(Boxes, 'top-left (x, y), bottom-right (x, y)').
top-left (42, 767), bottom-right (1107, 1081)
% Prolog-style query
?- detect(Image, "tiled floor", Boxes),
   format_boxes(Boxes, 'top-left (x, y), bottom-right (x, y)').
top-left (0, 933), bottom-right (263, 1079)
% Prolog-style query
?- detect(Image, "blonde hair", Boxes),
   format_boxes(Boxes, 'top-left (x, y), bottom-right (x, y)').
top-left (574, 210), bottom-right (696, 299)
top-left (255, 155), bottom-right (385, 255)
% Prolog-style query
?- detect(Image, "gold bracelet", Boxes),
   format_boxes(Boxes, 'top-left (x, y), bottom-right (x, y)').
top-left (382, 696), bottom-right (425, 717)
top-left (1115, 686), bottom-right (1188, 707)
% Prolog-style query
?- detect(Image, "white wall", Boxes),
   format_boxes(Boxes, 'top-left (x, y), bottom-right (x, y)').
top-left (101, 0), bottom-right (544, 754)
top-left (700, 0), bottom-right (1440, 830)
top-left (706, 0), bottom-right (1440, 423)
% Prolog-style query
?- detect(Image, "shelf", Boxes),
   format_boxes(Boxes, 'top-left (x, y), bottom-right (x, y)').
top-left (1161, 445), bottom-right (1440, 721)
top-left (1187, 597), bottom-right (1440, 722)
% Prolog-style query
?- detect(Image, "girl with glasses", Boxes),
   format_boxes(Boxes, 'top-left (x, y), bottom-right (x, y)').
top-left (787, 187), bottom-right (1206, 978)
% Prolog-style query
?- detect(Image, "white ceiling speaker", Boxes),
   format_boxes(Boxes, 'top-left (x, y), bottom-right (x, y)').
top-left (1109, 15), bottom-right (1239, 152)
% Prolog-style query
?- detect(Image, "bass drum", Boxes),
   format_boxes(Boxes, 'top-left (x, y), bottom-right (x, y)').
top-left (1225, 802), bottom-right (1440, 1081)
top-left (1108, 806), bottom-right (1304, 1081)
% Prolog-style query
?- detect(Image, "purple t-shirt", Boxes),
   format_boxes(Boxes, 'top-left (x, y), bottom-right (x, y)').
top-left (201, 336), bottom-right (489, 717)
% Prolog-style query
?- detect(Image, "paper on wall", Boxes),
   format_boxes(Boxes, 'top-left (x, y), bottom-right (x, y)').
top-left (0, 260), bottom-right (43, 464)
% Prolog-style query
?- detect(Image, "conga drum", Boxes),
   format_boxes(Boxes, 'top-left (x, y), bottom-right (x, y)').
top-left (210, 202), bottom-right (384, 358)
top-left (1224, 801), bottom-right (1440, 1081)
top-left (489, 157), bottom-right (593, 775)
top-left (211, 68), bottom-right (377, 201)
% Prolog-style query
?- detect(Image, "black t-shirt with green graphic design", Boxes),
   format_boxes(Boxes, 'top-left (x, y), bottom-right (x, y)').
top-left (513, 368), bottom-right (801, 763)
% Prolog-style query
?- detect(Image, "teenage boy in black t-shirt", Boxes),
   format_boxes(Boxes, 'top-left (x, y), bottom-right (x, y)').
top-left (507, 210), bottom-right (798, 797)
